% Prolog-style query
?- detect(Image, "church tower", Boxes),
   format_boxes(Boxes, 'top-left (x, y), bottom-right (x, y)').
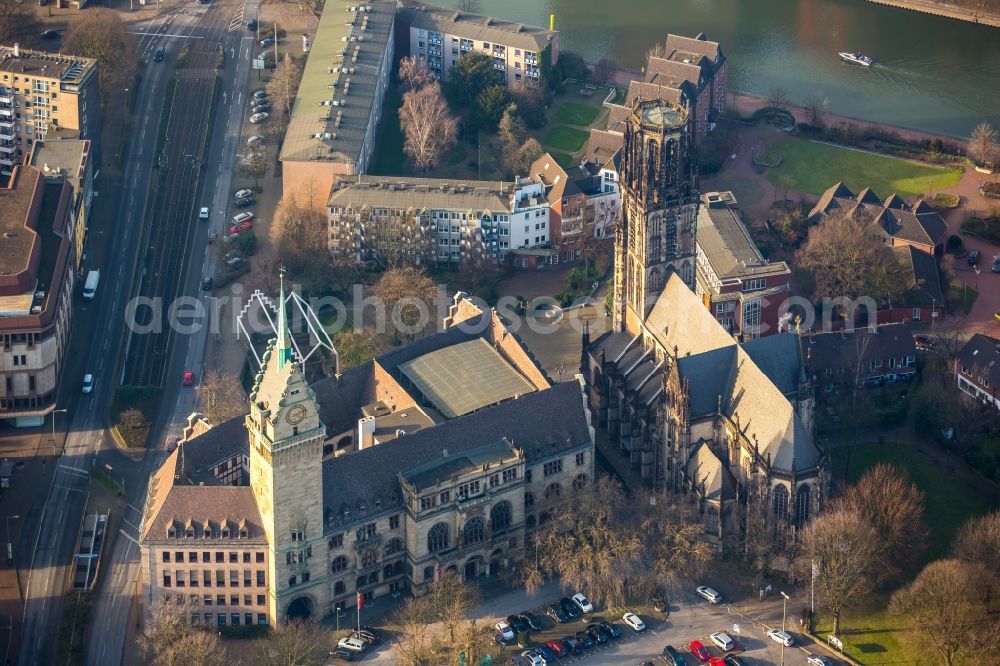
top-left (246, 270), bottom-right (327, 623)
top-left (614, 95), bottom-right (699, 334)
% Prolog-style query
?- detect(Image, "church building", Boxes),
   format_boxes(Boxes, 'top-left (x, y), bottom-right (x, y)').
top-left (585, 93), bottom-right (828, 554)
top-left (139, 279), bottom-right (595, 627)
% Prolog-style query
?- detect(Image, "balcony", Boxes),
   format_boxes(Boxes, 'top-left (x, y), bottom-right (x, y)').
top-left (0, 94), bottom-right (12, 105)
top-left (0, 157), bottom-right (13, 166)
top-left (0, 131), bottom-right (13, 142)
top-left (460, 40), bottom-right (474, 51)
top-left (0, 107), bottom-right (11, 117)
top-left (525, 55), bottom-right (537, 65)
top-left (0, 144), bottom-right (14, 154)
top-left (526, 68), bottom-right (539, 78)
top-left (428, 47), bottom-right (442, 57)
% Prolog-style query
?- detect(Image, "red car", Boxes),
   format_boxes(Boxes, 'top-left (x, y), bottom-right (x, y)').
top-left (545, 639), bottom-right (569, 657)
top-left (709, 658), bottom-right (727, 666)
top-left (182, 371), bottom-right (195, 386)
top-left (689, 640), bottom-right (711, 662)
top-left (228, 220), bottom-right (252, 236)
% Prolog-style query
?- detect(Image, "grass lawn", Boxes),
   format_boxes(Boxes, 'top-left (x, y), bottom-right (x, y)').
top-left (705, 174), bottom-right (766, 206)
top-left (553, 101), bottom-right (601, 126)
top-left (761, 136), bottom-right (962, 198)
top-left (543, 126), bottom-right (590, 153)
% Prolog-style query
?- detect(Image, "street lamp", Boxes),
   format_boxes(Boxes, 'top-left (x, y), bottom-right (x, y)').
top-left (975, 266), bottom-right (981, 291)
top-left (6, 514), bottom-right (19, 566)
top-left (780, 591), bottom-right (790, 666)
top-left (124, 88), bottom-right (129, 113)
top-left (50, 408), bottom-right (68, 456)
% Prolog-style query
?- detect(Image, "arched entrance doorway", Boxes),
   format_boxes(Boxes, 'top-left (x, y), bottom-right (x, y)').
top-left (286, 596), bottom-right (313, 621)
top-left (464, 556), bottom-right (485, 580)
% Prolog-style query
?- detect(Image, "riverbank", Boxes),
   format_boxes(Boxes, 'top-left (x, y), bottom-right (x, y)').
top-left (864, 0), bottom-right (1000, 28)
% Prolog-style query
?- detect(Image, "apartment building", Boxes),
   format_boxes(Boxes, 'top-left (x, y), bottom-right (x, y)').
top-left (694, 192), bottom-right (791, 340)
top-left (0, 45), bottom-right (100, 179)
top-left (279, 1), bottom-right (395, 207)
top-left (0, 166), bottom-right (76, 427)
top-left (803, 323), bottom-right (917, 392)
top-left (29, 138), bottom-right (94, 271)
top-left (956, 333), bottom-right (1000, 412)
top-left (326, 175), bottom-right (550, 266)
top-left (141, 285), bottom-right (595, 626)
top-left (396, 0), bottom-right (558, 90)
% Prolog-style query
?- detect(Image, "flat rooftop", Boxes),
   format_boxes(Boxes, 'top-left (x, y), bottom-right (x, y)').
top-left (0, 47), bottom-right (96, 85)
top-left (328, 174), bottom-right (513, 211)
top-left (697, 192), bottom-right (789, 281)
top-left (29, 140), bottom-right (89, 184)
top-left (279, 0), bottom-right (395, 166)
top-left (399, 338), bottom-right (537, 419)
top-left (397, 0), bottom-right (556, 53)
top-left (403, 439), bottom-right (517, 490)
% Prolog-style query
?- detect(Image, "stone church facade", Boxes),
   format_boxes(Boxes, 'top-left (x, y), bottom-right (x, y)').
top-left (586, 92), bottom-right (828, 554)
top-left (140, 281), bottom-right (595, 627)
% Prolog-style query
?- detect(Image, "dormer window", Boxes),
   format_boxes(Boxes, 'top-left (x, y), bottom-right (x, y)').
top-left (222, 528), bottom-right (230, 538)
top-left (239, 528), bottom-right (248, 538)
top-left (186, 529), bottom-right (194, 538)
top-left (168, 528), bottom-right (177, 538)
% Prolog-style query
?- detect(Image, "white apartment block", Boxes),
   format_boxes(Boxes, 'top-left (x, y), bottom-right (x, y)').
top-left (396, 0), bottom-right (559, 90)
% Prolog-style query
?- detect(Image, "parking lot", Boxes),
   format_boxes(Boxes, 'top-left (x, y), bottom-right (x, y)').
top-left (349, 586), bottom-right (845, 665)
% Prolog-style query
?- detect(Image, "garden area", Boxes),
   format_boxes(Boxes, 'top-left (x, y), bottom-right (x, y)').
top-left (820, 438), bottom-right (1000, 664)
top-left (758, 135), bottom-right (963, 198)
top-left (961, 214), bottom-right (1000, 243)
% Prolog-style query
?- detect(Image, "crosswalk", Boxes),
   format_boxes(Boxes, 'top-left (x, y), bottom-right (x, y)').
top-left (229, 7), bottom-right (244, 32)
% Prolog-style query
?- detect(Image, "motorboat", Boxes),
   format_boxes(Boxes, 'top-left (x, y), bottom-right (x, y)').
top-left (839, 52), bottom-right (874, 67)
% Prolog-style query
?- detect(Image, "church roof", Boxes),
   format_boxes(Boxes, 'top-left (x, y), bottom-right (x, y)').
top-left (322, 380), bottom-right (592, 531)
top-left (677, 346), bottom-right (737, 419)
top-left (687, 441), bottom-right (736, 502)
top-left (739, 333), bottom-right (803, 396)
top-left (645, 273), bottom-right (735, 356)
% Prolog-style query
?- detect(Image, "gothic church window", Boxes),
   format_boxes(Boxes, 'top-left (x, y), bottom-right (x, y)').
top-left (490, 501), bottom-right (512, 532)
top-left (795, 485), bottom-right (811, 528)
top-left (463, 517), bottom-right (485, 546)
top-left (772, 485), bottom-right (790, 525)
top-left (427, 522), bottom-right (450, 553)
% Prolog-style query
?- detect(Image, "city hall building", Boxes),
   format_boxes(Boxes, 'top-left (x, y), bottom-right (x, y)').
top-left (140, 286), bottom-right (595, 626)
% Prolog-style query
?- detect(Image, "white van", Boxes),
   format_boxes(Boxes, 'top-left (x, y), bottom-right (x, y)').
top-left (337, 636), bottom-right (367, 652)
top-left (82, 270), bottom-right (100, 300)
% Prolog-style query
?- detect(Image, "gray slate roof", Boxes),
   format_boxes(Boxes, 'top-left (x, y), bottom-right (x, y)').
top-left (803, 323), bottom-right (916, 379)
top-left (893, 245), bottom-right (944, 308)
top-left (322, 380), bottom-right (592, 530)
top-left (740, 334), bottom-right (803, 396)
top-left (328, 175), bottom-right (515, 213)
top-left (397, 0), bottom-right (556, 52)
top-left (957, 333), bottom-right (1000, 389)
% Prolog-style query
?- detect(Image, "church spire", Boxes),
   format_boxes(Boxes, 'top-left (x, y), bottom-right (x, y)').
top-left (276, 267), bottom-right (292, 370)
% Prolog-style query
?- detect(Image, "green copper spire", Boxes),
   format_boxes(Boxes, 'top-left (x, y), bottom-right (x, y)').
top-left (276, 267), bottom-right (292, 369)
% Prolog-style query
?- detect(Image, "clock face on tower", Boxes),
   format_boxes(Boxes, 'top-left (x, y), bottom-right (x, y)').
top-left (285, 404), bottom-right (307, 425)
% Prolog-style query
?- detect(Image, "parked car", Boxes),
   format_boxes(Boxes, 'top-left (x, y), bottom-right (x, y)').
top-left (599, 620), bottom-right (621, 638)
top-left (545, 604), bottom-right (568, 623)
top-left (622, 612), bottom-right (645, 632)
top-left (199, 206), bottom-right (209, 220)
top-left (710, 631), bottom-right (736, 651)
top-left (228, 220), bottom-right (253, 236)
top-left (689, 640), bottom-right (711, 661)
top-left (494, 621), bottom-right (515, 642)
top-left (82, 373), bottom-right (95, 394)
top-left (662, 645), bottom-right (686, 666)
top-left (246, 18), bottom-right (258, 31)
top-left (328, 647), bottom-right (354, 661)
top-left (246, 135), bottom-right (264, 145)
top-left (545, 639), bottom-right (568, 657)
top-left (574, 631), bottom-right (596, 649)
top-left (234, 188), bottom-right (253, 200)
top-left (709, 658), bottom-right (727, 666)
top-left (968, 249), bottom-right (980, 266)
top-left (40, 29), bottom-right (59, 39)
top-left (233, 196), bottom-right (254, 208)
top-left (153, 49), bottom-right (164, 62)
top-left (507, 615), bottom-right (529, 634)
top-left (519, 650), bottom-right (545, 666)
top-left (697, 585), bottom-right (722, 603)
top-left (534, 645), bottom-right (556, 662)
top-left (914, 334), bottom-right (936, 350)
top-left (558, 597), bottom-right (580, 619)
top-left (561, 635), bottom-right (584, 653)
top-left (253, 90), bottom-right (268, 100)
top-left (337, 637), bottom-right (366, 652)
top-left (767, 629), bottom-right (794, 647)
top-left (572, 592), bottom-right (594, 614)
top-left (586, 623), bottom-right (610, 643)
top-left (259, 37), bottom-right (275, 47)
top-left (232, 211), bottom-right (254, 224)
top-left (723, 656), bottom-right (748, 666)
top-left (519, 612), bottom-right (544, 632)
top-left (807, 656), bottom-right (834, 666)
top-left (351, 628), bottom-right (379, 644)
top-left (993, 255), bottom-right (1000, 273)
top-left (249, 112), bottom-right (269, 124)
top-left (202, 276), bottom-right (213, 291)
top-left (182, 371), bottom-right (195, 386)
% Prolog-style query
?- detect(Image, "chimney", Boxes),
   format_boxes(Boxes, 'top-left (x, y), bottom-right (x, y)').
top-left (13, 44), bottom-right (20, 58)
top-left (357, 415), bottom-right (375, 449)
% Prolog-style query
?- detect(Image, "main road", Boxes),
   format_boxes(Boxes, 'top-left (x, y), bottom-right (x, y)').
top-left (16, 0), bottom-right (262, 663)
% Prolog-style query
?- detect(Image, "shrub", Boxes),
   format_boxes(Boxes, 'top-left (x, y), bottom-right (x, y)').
top-left (932, 192), bottom-right (960, 209)
top-left (946, 234), bottom-right (964, 254)
top-left (983, 181), bottom-right (1000, 199)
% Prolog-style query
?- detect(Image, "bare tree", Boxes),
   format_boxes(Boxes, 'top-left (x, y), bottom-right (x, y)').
top-left (803, 93), bottom-right (828, 126)
top-left (331, 328), bottom-right (379, 370)
top-left (889, 559), bottom-right (999, 666)
top-left (646, 41), bottom-right (666, 63)
top-left (119, 408), bottom-right (148, 432)
top-left (197, 369), bottom-right (246, 425)
top-left (456, 0), bottom-right (481, 12)
top-left (374, 267), bottom-right (439, 341)
top-left (360, 209), bottom-right (434, 269)
top-left (524, 477), bottom-right (711, 608)
top-left (741, 479), bottom-right (781, 595)
top-left (425, 573), bottom-right (481, 643)
top-left (392, 594), bottom-right (442, 666)
top-left (266, 54), bottom-right (305, 134)
top-left (271, 185), bottom-right (328, 263)
top-left (507, 138), bottom-right (544, 179)
top-left (138, 599), bottom-right (227, 666)
top-left (593, 58), bottom-right (617, 84)
top-left (398, 55), bottom-right (435, 92)
top-left (0, 0), bottom-right (39, 44)
top-left (252, 619), bottom-right (325, 666)
top-left (952, 510), bottom-right (1000, 602)
top-left (241, 141), bottom-right (267, 186)
top-left (797, 211), bottom-right (906, 303)
top-left (399, 82), bottom-right (458, 172)
top-left (837, 463), bottom-right (926, 579)
top-left (968, 121), bottom-right (998, 167)
top-left (63, 10), bottom-right (137, 111)
top-left (798, 507), bottom-right (879, 635)
top-left (767, 86), bottom-right (790, 108)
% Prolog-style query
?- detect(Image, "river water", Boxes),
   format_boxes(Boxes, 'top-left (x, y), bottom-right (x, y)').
top-left (458, 0), bottom-right (1000, 138)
